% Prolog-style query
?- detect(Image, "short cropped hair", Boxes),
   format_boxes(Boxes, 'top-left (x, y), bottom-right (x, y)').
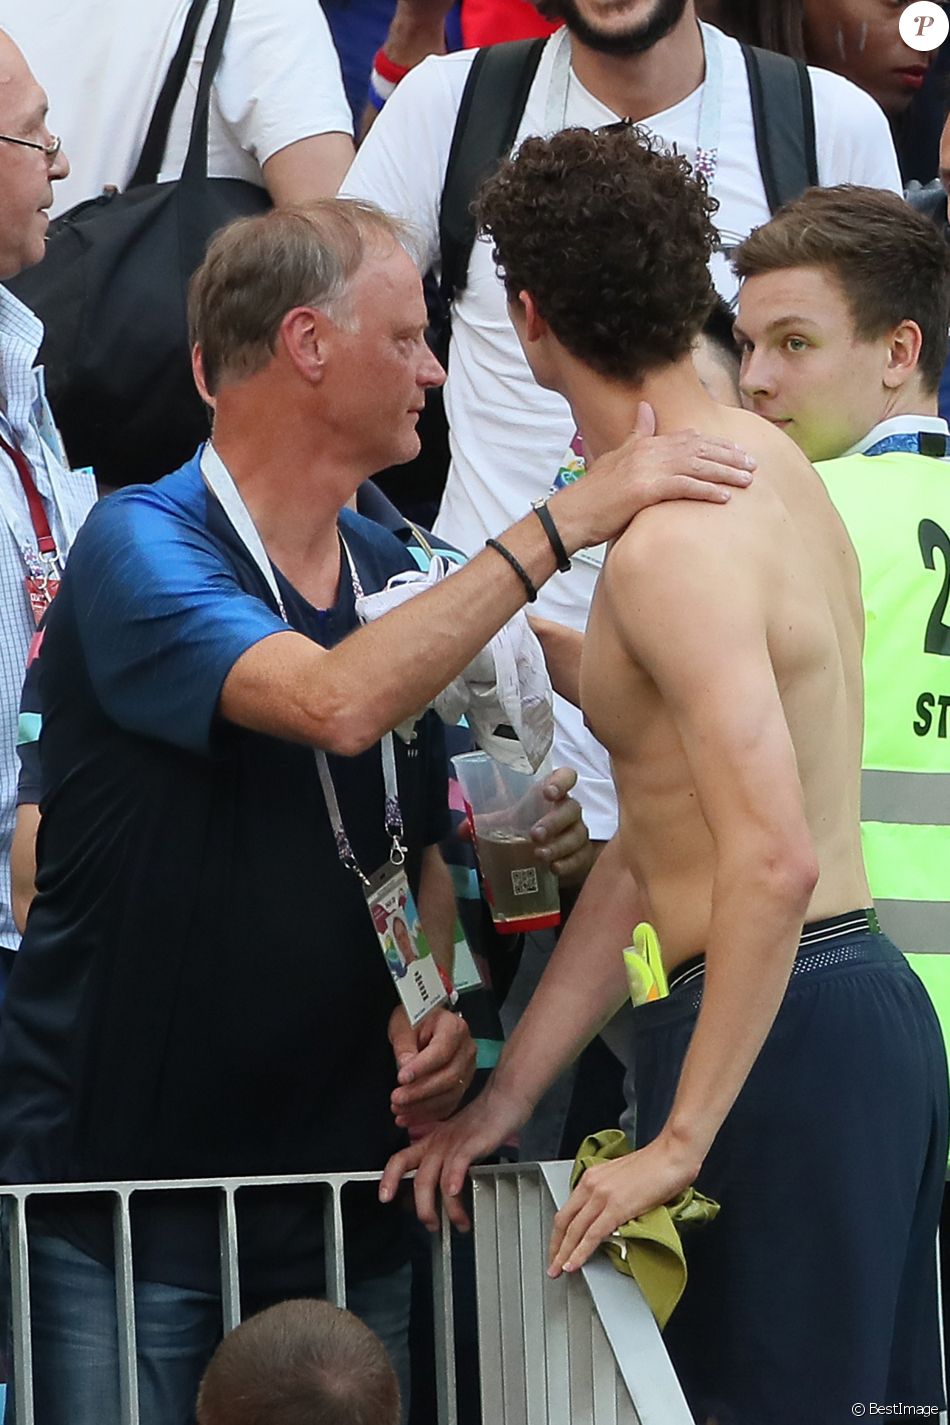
top-left (475, 126), bottom-right (718, 383)
top-left (188, 199), bottom-right (413, 395)
top-left (195, 1299), bottom-right (401, 1425)
top-left (734, 185), bottom-right (950, 394)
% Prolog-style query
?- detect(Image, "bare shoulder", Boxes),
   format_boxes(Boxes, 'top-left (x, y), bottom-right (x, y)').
top-left (603, 409), bottom-right (818, 606)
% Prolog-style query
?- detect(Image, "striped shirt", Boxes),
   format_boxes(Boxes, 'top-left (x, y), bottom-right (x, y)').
top-left (0, 286), bottom-right (95, 949)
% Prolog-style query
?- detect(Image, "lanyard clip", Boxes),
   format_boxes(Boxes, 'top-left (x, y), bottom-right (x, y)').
top-left (389, 834), bottom-right (407, 868)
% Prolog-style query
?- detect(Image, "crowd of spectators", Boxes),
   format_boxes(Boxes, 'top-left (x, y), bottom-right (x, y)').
top-left (0, 2), bottom-right (947, 1423)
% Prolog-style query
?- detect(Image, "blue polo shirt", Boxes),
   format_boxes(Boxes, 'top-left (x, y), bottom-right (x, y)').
top-left (0, 452), bottom-right (450, 1292)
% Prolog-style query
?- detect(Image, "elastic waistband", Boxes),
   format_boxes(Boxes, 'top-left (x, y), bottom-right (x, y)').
top-left (667, 908), bottom-right (881, 995)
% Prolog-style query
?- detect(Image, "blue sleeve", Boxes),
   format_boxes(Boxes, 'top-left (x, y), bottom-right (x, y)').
top-left (15, 650), bottom-right (42, 807)
top-left (420, 710), bottom-right (452, 848)
top-left (64, 487), bottom-right (288, 756)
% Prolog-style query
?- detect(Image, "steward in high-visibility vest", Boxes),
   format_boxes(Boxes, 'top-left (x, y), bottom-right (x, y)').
top-left (817, 441), bottom-right (950, 955)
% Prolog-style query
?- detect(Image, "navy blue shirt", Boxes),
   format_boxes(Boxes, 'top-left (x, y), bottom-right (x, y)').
top-left (0, 454), bottom-right (450, 1291)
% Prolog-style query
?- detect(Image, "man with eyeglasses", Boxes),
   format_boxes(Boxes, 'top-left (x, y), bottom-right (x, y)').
top-left (0, 31), bottom-right (95, 1005)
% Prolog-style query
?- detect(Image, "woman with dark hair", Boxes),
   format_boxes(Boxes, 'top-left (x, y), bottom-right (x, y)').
top-left (699, 0), bottom-right (946, 180)
top-left (696, 0), bottom-right (805, 57)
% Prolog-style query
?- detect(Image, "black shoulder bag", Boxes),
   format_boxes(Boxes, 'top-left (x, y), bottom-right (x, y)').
top-left (6, 0), bottom-right (271, 488)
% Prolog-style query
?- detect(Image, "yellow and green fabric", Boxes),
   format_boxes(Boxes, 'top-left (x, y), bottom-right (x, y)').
top-left (570, 1129), bottom-right (719, 1330)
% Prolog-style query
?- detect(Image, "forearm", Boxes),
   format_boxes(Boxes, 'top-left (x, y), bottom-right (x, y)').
top-left (528, 616), bottom-right (584, 709)
top-left (418, 845), bottom-right (457, 977)
top-left (662, 860), bottom-right (815, 1168)
top-left (11, 803), bottom-right (39, 935)
top-left (225, 510), bottom-right (564, 756)
top-left (488, 836), bottom-right (639, 1118)
top-left (359, 0), bottom-right (451, 138)
top-left (262, 134), bottom-right (354, 206)
top-left (380, 0), bottom-right (452, 66)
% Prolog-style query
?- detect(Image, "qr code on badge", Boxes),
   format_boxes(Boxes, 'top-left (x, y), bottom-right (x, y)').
top-left (511, 868), bottom-right (539, 896)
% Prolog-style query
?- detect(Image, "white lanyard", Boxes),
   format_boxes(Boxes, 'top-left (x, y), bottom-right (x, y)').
top-left (544, 21), bottom-right (724, 190)
top-left (200, 443), bottom-right (406, 884)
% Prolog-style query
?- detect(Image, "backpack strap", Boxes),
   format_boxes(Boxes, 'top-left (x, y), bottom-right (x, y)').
top-left (439, 37), bottom-right (546, 304)
top-left (128, 0), bottom-right (214, 188)
top-left (181, 0), bottom-right (239, 182)
top-left (742, 44), bottom-right (819, 215)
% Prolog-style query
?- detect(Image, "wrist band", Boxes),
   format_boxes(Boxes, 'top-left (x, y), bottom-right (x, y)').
top-left (369, 48), bottom-right (412, 110)
top-left (373, 47), bottom-right (411, 84)
top-left (485, 538), bottom-right (538, 603)
top-left (531, 498), bottom-right (572, 573)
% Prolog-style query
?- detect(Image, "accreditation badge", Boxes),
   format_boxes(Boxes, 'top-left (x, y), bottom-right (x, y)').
top-left (366, 863), bottom-right (447, 1026)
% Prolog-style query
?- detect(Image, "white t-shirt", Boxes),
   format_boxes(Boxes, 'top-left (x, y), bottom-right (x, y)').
top-left (4, 0), bottom-right (353, 217)
top-left (343, 25), bottom-right (902, 838)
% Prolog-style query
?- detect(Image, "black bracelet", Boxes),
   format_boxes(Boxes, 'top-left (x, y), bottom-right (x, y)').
top-left (485, 538), bottom-right (538, 602)
top-left (531, 498), bottom-right (572, 573)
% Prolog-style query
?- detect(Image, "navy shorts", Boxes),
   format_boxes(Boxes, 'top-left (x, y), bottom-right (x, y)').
top-left (625, 920), bottom-right (948, 1424)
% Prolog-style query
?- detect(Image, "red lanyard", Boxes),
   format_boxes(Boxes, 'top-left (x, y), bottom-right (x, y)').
top-left (0, 432), bottom-right (57, 559)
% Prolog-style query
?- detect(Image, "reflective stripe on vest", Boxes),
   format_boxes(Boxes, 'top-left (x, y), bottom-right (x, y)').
top-left (817, 451), bottom-right (950, 957)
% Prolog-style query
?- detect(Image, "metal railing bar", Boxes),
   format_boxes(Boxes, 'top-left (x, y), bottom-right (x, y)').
top-left (218, 1188), bottom-right (241, 1333)
top-left (566, 1270), bottom-right (595, 1422)
top-left (9, 1195), bottom-right (34, 1425)
top-left (616, 1380), bottom-right (642, 1425)
top-left (537, 1164), bottom-right (692, 1425)
top-left (496, 1174), bottom-right (528, 1425)
top-left (431, 1203), bottom-right (458, 1425)
top-left (323, 1184), bottom-right (346, 1308)
top-left (516, 1174), bottom-right (548, 1425)
top-left (113, 1191), bottom-right (140, 1425)
top-left (0, 1170), bottom-right (387, 1196)
top-left (538, 1177), bottom-right (571, 1425)
top-left (473, 1176), bottom-right (505, 1424)
top-left (591, 1314), bottom-right (621, 1425)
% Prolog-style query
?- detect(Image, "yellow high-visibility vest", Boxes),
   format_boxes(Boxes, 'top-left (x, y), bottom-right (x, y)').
top-left (816, 450), bottom-right (950, 954)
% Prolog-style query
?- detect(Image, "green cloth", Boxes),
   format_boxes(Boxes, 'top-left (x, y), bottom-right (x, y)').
top-left (570, 1129), bottom-right (720, 1329)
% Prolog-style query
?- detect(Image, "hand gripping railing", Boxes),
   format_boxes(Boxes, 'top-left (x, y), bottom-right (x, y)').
top-left (1, 1163), bottom-right (691, 1424)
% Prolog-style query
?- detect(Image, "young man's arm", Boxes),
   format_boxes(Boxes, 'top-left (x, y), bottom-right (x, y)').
top-left (379, 831), bottom-right (645, 1226)
top-left (528, 616), bottom-right (585, 708)
top-left (548, 508), bottom-right (818, 1273)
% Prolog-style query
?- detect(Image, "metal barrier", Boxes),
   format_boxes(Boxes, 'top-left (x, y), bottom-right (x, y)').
top-left (1, 1163), bottom-right (691, 1424)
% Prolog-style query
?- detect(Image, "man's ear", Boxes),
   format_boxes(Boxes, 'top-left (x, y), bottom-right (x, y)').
top-left (191, 344), bottom-right (214, 408)
top-left (279, 306), bottom-right (331, 383)
top-left (519, 290), bottom-right (548, 344)
top-left (883, 319), bottom-right (924, 390)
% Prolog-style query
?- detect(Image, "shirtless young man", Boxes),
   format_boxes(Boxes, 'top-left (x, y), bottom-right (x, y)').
top-left (380, 129), bottom-right (948, 1420)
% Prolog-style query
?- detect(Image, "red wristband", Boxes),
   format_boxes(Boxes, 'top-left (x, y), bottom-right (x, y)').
top-left (373, 47), bottom-right (412, 85)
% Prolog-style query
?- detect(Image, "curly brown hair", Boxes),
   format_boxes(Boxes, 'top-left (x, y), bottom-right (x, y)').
top-left (475, 126), bottom-right (719, 383)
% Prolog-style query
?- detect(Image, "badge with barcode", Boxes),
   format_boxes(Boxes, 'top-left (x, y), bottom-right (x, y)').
top-left (365, 863), bottom-right (447, 1026)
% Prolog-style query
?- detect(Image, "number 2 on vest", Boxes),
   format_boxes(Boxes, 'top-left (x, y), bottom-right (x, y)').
top-left (919, 519), bottom-right (950, 657)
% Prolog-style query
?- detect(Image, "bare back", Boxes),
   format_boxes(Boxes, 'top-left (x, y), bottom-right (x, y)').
top-left (581, 407), bottom-right (870, 970)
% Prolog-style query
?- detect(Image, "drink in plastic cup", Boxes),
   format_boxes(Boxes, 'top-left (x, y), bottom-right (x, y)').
top-left (451, 752), bottom-right (561, 935)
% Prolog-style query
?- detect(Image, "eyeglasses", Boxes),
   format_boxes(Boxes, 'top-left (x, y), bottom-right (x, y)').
top-left (0, 133), bottom-right (61, 160)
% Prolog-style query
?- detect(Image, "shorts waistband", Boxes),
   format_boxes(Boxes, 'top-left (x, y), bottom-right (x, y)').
top-left (667, 908), bottom-right (881, 995)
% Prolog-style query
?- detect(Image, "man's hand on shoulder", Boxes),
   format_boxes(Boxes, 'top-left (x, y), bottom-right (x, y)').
top-left (549, 402), bottom-right (756, 555)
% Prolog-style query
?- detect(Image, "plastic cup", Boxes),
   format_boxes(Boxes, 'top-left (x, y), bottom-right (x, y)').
top-left (451, 752), bottom-right (561, 935)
